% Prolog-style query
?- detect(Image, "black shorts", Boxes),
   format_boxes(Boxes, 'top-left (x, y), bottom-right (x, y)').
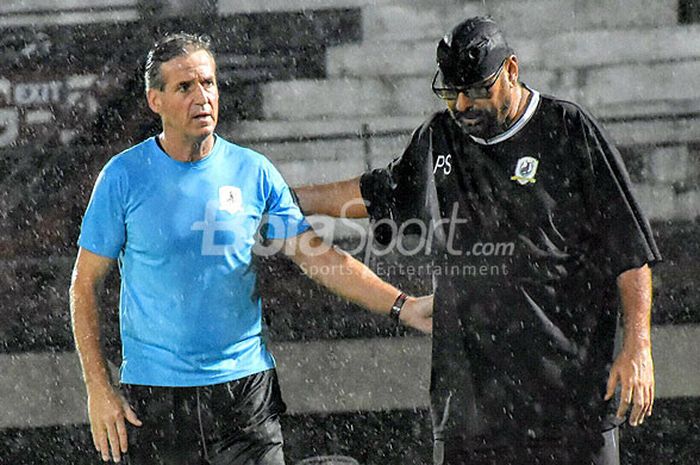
top-left (121, 369), bottom-right (286, 465)
top-left (435, 428), bottom-right (620, 465)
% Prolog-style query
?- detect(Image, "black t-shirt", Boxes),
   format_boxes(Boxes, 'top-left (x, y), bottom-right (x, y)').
top-left (360, 90), bottom-right (661, 451)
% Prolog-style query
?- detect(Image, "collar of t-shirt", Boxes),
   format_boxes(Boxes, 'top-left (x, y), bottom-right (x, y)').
top-left (154, 134), bottom-right (219, 163)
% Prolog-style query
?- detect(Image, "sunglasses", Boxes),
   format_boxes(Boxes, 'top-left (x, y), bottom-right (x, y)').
top-left (431, 59), bottom-right (506, 101)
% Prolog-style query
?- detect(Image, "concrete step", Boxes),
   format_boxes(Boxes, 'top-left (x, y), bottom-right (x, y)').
top-left (328, 25), bottom-right (700, 78)
top-left (360, 2), bottom-right (479, 43)
top-left (234, 131), bottom-right (412, 184)
top-left (593, 98), bottom-right (700, 121)
top-left (261, 77), bottom-right (434, 120)
top-left (485, 0), bottom-right (578, 38)
top-left (584, 60), bottom-right (700, 106)
top-left (228, 115), bottom-right (423, 147)
top-left (218, 0), bottom-right (397, 15)
top-left (633, 183), bottom-right (700, 221)
top-left (261, 68), bottom-right (558, 120)
top-left (485, 0), bottom-right (678, 38)
top-left (641, 145), bottom-right (699, 186)
top-left (355, 1), bottom-right (676, 43)
top-left (605, 116), bottom-right (700, 147)
top-left (327, 37), bottom-right (543, 79)
top-left (328, 39), bottom-right (436, 79)
top-left (538, 25), bottom-right (700, 69)
top-left (570, 0), bottom-right (678, 30)
top-left (251, 139), bottom-right (366, 184)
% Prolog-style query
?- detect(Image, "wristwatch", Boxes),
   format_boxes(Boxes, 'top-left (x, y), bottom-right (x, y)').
top-left (389, 292), bottom-right (408, 324)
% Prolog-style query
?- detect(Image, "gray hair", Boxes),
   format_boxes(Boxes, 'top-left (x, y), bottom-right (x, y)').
top-left (144, 32), bottom-right (215, 92)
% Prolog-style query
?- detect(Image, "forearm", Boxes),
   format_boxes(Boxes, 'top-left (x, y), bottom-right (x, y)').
top-left (292, 240), bottom-right (399, 315)
top-left (617, 264), bottom-right (653, 351)
top-left (70, 283), bottom-right (112, 392)
top-left (294, 177), bottom-right (367, 218)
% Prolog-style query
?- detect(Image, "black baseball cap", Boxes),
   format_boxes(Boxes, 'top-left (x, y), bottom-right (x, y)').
top-left (435, 16), bottom-right (514, 88)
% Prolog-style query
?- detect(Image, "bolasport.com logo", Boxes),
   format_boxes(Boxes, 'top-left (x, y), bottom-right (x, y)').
top-left (190, 197), bottom-right (515, 279)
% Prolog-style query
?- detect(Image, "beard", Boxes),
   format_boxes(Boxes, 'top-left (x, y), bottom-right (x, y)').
top-left (450, 92), bottom-right (513, 139)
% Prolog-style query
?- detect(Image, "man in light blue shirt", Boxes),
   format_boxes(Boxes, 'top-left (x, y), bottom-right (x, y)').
top-left (79, 131), bottom-right (311, 388)
top-left (70, 33), bottom-right (432, 465)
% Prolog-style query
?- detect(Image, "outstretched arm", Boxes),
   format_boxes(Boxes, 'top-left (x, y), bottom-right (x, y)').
top-left (275, 230), bottom-right (432, 333)
top-left (70, 247), bottom-right (142, 463)
top-left (605, 264), bottom-right (654, 427)
top-left (293, 176), bottom-right (368, 218)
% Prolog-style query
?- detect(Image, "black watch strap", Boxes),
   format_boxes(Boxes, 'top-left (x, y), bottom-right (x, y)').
top-left (389, 292), bottom-right (408, 324)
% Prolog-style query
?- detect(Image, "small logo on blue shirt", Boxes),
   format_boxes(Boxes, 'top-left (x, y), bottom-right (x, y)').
top-left (219, 186), bottom-right (243, 214)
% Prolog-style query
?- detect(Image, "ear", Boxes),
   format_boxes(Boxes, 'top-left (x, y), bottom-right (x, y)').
top-left (146, 88), bottom-right (161, 115)
top-left (505, 55), bottom-right (519, 86)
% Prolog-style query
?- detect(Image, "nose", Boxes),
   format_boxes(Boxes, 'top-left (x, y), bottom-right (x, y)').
top-left (455, 92), bottom-right (473, 112)
top-left (193, 83), bottom-right (209, 105)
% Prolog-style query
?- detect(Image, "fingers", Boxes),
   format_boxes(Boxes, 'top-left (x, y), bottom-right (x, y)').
top-left (610, 380), bottom-right (655, 427)
top-left (604, 371), bottom-right (618, 401)
top-left (408, 314), bottom-right (432, 334)
top-left (94, 424), bottom-right (110, 462)
top-left (621, 379), bottom-right (656, 426)
top-left (616, 382), bottom-right (632, 419)
top-left (116, 419), bottom-right (129, 454)
top-left (641, 383), bottom-right (653, 421)
top-left (98, 416), bottom-right (133, 462)
top-left (90, 424), bottom-right (100, 452)
top-left (632, 381), bottom-right (655, 426)
top-left (629, 383), bottom-right (646, 426)
top-left (106, 421), bottom-right (122, 462)
top-left (124, 403), bottom-right (143, 427)
top-left (89, 392), bottom-right (139, 462)
top-left (400, 298), bottom-right (433, 334)
top-left (607, 351), bottom-right (655, 427)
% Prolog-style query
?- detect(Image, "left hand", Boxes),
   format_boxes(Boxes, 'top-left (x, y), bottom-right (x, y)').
top-left (604, 344), bottom-right (654, 426)
top-left (399, 295), bottom-right (433, 334)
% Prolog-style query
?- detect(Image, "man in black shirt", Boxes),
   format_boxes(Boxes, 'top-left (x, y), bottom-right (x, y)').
top-left (294, 17), bottom-right (660, 465)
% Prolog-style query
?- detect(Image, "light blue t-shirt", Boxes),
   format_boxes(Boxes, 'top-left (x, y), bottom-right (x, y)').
top-left (78, 135), bottom-right (311, 386)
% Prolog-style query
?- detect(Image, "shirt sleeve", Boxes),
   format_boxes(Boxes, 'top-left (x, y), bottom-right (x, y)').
top-left (262, 159), bottom-right (312, 240)
top-left (573, 108), bottom-right (662, 276)
top-left (359, 122), bottom-right (434, 245)
top-left (77, 158), bottom-right (128, 259)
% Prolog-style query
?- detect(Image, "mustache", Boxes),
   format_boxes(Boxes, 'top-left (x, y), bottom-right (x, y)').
top-left (452, 110), bottom-right (487, 120)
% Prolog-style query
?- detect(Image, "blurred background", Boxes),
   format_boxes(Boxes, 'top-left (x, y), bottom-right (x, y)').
top-left (0, 0), bottom-right (699, 463)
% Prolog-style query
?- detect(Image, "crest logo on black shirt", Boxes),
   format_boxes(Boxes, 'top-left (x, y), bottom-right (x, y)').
top-left (511, 157), bottom-right (539, 185)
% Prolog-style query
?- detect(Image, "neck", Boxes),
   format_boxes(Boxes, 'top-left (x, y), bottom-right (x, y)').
top-left (159, 131), bottom-right (215, 162)
top-left (474, 83), bottom-right (532, 141)
top-left (504, 83), bottom-right (530, 129)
